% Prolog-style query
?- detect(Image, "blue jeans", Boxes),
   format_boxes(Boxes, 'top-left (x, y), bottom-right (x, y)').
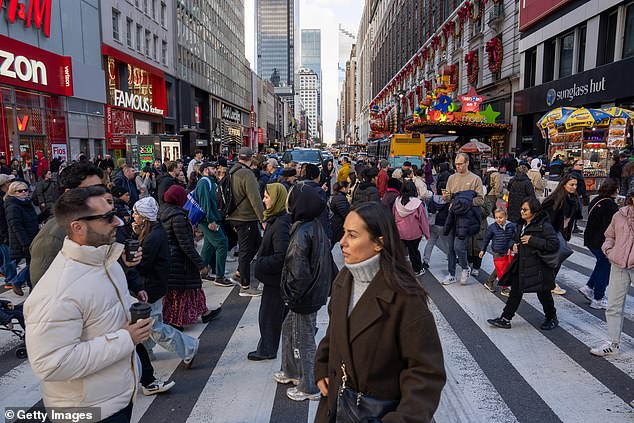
top-left (13, 256), bottom-right (31, 289)
top-left (0, 244), bottom-right (16, 282)
top-left (587, 247), bottom-right (611, 300)
top-left (198, 223), bottom-right (228, 278)
top-left (447, 230), bottom-right (469, 277)
top-left (143, 298), bottom-right (198, 361)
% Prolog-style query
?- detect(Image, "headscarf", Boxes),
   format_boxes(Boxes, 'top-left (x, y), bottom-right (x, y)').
top-left (133, 197), bottom-right (159, 221)
top-left (531, 158), bottom-right (542, 170)
top-left (163, 185), bottom-right (187, 207)
top-left (263, 183), bottom-right (288, 221)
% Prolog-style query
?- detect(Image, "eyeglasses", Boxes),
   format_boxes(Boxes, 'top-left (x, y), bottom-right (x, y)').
top-left (15, 189), bottom-right (29, 193)
top-left (520, 208), bottom-right (530, 212)
top-left (574, 163), bottom-right (583, 166)
top-left (75, 209), bottom-right (117, 224)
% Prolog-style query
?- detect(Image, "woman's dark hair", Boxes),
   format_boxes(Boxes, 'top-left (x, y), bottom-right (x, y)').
top-left (333, 181), bottom-right (348, 192)
top-left (400, 180), bottom-right (418, 205)
top-left (361, 167), bottom-right (379, 182)
top-left (414, 168), bottom-right (424, 177)
top-left (347, 172), bottom-right (357, 185)
top-left (349, 202), bottom-right (426, 296)
top-left (546, 174), bottom-right (579, 211)
top-left (522, 197), bottom-right (542, 215)
top-left (387, 178), bottom-right (402, 191)
top-left (402, 168), bottom-right (412, 179)
top-left (438, 162), bottom-right (449, 173)
top-left (598, 178), bottom-right (619, 197)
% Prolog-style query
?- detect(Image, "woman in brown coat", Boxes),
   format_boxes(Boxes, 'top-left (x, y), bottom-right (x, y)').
top-left (314, 202), bottom-right (446, 423)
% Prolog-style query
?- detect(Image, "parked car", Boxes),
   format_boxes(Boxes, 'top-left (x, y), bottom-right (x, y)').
top-left (281, 148), bottom-right (324, 167)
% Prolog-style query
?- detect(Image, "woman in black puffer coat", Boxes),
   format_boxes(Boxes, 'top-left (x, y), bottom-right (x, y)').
top-left (506, 165), bottom-right (535, 223)
top-left (250, 183), bottom-right (291, 361)
top-left (158, 185), bottom-right (219, 329)
top-left (5, 181), bottom-right (38, 295)
top-left (488, 198), bottom-right (560, 331)
top-left (329, 181), bottom-right (350, 247)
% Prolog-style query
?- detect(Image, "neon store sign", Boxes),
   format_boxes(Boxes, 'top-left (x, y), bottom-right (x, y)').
top-left (2, 0), bottom-right (52, 37)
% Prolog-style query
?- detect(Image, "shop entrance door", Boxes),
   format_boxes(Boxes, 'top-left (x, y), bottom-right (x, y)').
top-left (14, 135), bottom-right (45, 182)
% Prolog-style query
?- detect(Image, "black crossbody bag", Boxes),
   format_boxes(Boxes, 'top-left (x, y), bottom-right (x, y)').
top-left (335, 363), bottom-right (399, 423)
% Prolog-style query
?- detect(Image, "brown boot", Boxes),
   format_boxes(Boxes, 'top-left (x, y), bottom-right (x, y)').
top-left (12, 284), bottom-right (24, 296)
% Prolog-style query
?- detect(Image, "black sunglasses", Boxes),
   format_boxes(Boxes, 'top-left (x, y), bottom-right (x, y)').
top-left (15, 188), bottom-right (29, 193)
top-left (75, 209), bottom-right (117, 224)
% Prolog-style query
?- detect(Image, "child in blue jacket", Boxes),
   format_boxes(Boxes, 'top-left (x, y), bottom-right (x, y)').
top-left (480, 208), bottom-right (516, 294)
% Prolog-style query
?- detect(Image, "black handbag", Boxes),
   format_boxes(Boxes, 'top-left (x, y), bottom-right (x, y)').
top-left (335, 363), bottom-right (398, 423)
top-left (539, 232), bottom-right (573, 268)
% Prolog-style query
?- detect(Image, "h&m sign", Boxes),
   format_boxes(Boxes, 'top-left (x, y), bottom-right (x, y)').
top-left (2, 0), bottom-right (52, 37)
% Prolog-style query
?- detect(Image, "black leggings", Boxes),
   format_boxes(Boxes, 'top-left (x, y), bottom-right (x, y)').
top-left (403, 238), bottom-right (422, 273)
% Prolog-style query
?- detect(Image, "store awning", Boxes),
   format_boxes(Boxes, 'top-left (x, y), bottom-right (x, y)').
top-left (427, 135), bottom-right (459, 143)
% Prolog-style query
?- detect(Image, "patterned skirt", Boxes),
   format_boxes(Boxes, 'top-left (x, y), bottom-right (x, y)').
top-left (162, 289), bottom-right (209, 326)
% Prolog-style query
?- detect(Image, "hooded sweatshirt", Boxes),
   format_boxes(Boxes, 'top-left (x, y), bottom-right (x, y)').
top-left (527, 159), bottom-right (545, 197)
top-left (393, 196), bottom-right (430, 240)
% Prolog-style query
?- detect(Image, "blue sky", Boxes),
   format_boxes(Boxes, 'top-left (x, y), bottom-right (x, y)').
top-left (245, 0), bottom-right (362, 143)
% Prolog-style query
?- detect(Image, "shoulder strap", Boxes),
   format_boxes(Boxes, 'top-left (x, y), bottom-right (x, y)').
top-left (588, 197), bottom-right (610, 217)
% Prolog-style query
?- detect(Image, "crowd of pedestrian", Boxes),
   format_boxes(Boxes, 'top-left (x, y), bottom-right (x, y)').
top-left (0, 145), bottom-right (631, 422)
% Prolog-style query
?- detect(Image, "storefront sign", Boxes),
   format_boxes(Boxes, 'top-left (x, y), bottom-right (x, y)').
top-left (222, 104), bottom-right (241, 124)
top-left (519, 0), bottom-right (571, 32)
top-left (16, 114), bottom-right (29, 131)
top-left (257, 127), bottom-right (264, 144)
top-left (51, 143), bottom-right (67, 161)
top-left (514, 57), bottom-right (634, 115)
top-left (105, 105), bottom-right (134, 149)
top-left (139, 144), bottom-right (154, 164)
top-left (2, 0), bottom-right (52, 38)
top-left (0, 34), bottom-right (72, 96)
top-left (113, 89), bottom-right (164, 115)
top-left (195, 139), bottom-right (208, 147)
top-left (195, 104), bottom-right (201, 124)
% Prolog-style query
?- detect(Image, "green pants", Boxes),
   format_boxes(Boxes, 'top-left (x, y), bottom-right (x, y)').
top-left (198, 222), bottom-right (228, 278)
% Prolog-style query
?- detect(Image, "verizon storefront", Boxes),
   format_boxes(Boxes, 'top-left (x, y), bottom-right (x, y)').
top-left (0, 34), bottom-right (73, 164)
top-left (103, 45), bottom-right (167, 165)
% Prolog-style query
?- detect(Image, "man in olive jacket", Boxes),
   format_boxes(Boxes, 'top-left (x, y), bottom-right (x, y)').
top-left (228, 147), bottom-right (265, 296)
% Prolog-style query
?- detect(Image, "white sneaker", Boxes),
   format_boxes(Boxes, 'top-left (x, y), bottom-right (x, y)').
top-left (415, 269), bottom-right (426, 276)
top-left (471, 269), bottom-right (480, 277)
top-left (551, 284), bottom-right (566, 295)
top-left (273, 371), bottom-right (299, 385)
top-left (459, 267), bottom-right (471, 285)
top-left (589, 297), bottom-right (608, 310)
top-left (286, 386), bottom-right (320, 401)
top-left (441, 275), bottom-right (457, 285)
top-left (590, 341), bottom-right (619, 357)
top-left (578, 285), bottom-right (594, 302)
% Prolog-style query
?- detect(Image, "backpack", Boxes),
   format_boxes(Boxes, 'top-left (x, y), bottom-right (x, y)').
top-left (183, 178), bottom-right (212, 226)
top-left (218, 166), bottom-right (246, 218)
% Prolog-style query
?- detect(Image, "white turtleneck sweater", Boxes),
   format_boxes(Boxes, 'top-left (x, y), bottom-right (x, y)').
top-left (346, 253), bottom-right (381, 316)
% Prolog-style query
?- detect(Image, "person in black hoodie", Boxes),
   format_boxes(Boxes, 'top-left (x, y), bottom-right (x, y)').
top-left (506, 165), bottom-right (536, 223)
top-left (329, 181), bottom-right (350, 247)
top-left (435, 162), bottom-right (453, 193)
top-left (277, 183), bottom-right (335, 402)
top-left (297, 164), bottom-right (332, 240)
top-left (249, 183), bottom-right (291, 361)
top-left (580, 178), bottom-right (620, 309)
top-left (351, 166), bottom-right (380, 205)
top-left (132, 197), bottom-right (199, 369)
top-left (156, 161), bottom-right (178, 205)
top-left (4, 181), bottom-right (38, 295)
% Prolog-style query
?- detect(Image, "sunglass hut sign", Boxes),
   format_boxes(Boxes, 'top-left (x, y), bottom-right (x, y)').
top-left (546, 77), bottom-right (607, 106)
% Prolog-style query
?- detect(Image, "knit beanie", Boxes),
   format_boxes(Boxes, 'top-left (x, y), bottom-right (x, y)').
top-left (163, 185), bottom-right (187, 207)
top-left (133, 197), bottom-right (159, 221)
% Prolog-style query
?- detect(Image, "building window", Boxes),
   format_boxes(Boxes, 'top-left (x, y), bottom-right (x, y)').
top-left (151, 0), bottom-right (157, 19)
top-left (161, 41), bottom-right (167, 65)
top-left (143, 0), bottom-right (148, 14)
top-left (136, 24), bottom-right (142, 51)
top-left (112, 9), bottom-right (120, 41)
top-left (623, 3), bottom-right (634, 59)
top-left (577, 26), bottom-right (586, 72)
top-left (543, 38), bottom-right (556, 83)
top-left (160, 2), bottom-right (166, 26)
top-left (559, 32), bottom-right (574, 78)
top-left (135, 0), bottom-right (139, 8)
top-left (145, 30), bottom-right (151, 56)
top-left (523, 48), bottom-right (537, 88)
top-left (153, 35), bottom-right (158, 60)
top-left (598, 9), bottom-right (618, 65)
top-left (126, 19), bottom-right (133, 48)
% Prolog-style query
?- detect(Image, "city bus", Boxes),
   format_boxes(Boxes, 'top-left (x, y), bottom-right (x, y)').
top-left (388, 133), bottom-right (426, 168)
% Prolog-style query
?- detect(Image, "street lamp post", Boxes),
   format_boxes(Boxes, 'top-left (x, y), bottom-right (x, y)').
top-left (394, 91), bottom-right (405, 133)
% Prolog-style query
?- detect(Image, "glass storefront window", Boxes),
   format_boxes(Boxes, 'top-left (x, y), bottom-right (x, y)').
top-left (15, 90), bottom-right (41, 108)
top-left (559, 32), bottom-right (574, 78)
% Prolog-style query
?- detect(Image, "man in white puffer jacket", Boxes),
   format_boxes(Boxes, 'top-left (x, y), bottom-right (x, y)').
top-left (25, 186), bottom-right (153, 422)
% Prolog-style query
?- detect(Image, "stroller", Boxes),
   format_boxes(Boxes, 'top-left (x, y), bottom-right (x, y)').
top-left (0, 322), bottom-right (27, 359)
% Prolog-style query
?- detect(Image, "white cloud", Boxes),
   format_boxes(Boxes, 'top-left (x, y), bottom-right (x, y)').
top-left (245, 0), bottom-right (362, 144)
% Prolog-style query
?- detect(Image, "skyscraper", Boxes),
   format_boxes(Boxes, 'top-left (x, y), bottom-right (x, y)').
top-left (338, 24), bottom-right (356, 91)
top-left (256, 0), bottom-right (300, 88)
top-left (301, 29), bottom-right (322, 136)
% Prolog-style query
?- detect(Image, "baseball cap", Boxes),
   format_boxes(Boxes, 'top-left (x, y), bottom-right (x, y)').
top-left (199, 162), bottom-right (218, 171)
top-left (403, 161), bottom-right (412, 167)
top-left (0, 174), bottom-right (15, 185)
top-left (238, 147), bottom-right (254, 159)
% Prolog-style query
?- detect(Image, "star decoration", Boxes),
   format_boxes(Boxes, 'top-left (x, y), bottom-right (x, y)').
top-left (458, 87), bottom-right (485, 113)
top-left (481, 104), bottom-right (501, 123)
